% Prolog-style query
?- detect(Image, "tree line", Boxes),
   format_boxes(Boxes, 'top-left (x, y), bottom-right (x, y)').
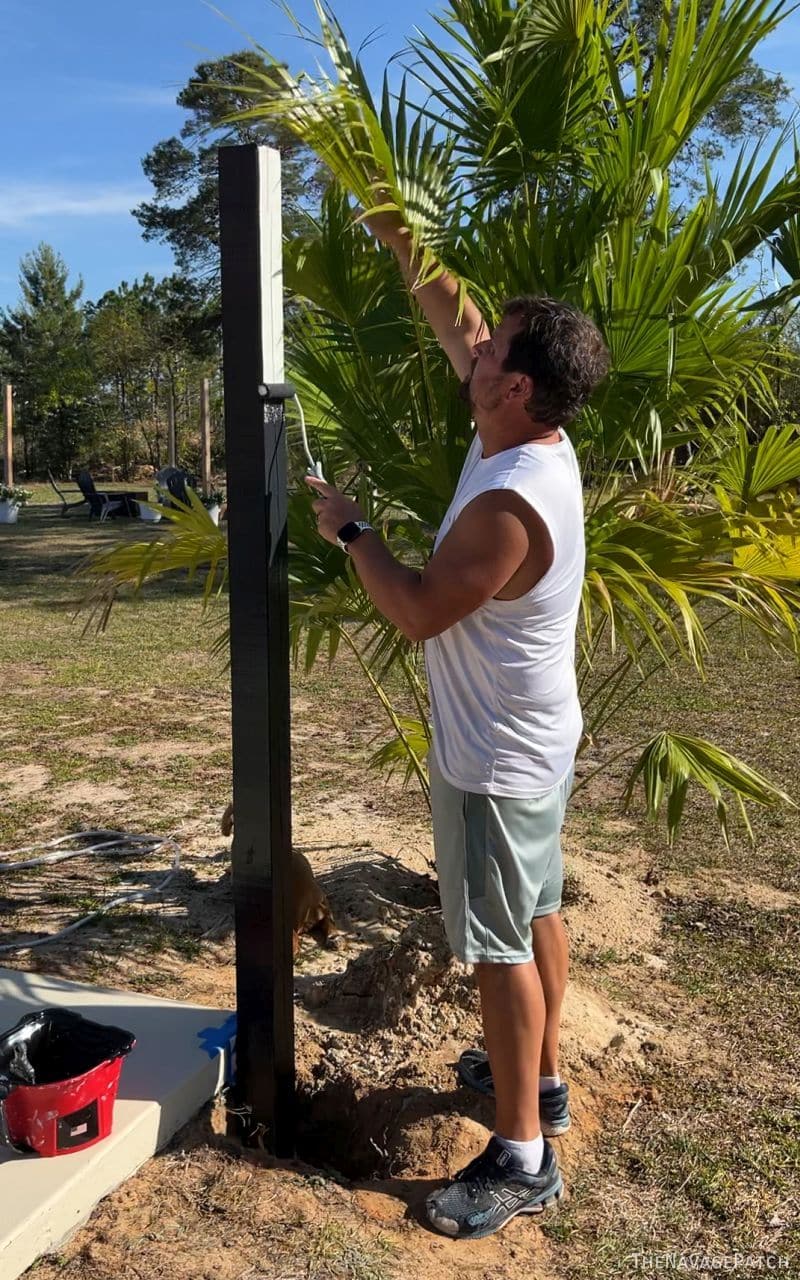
top-left (0, 252), bottom-right (218, 479)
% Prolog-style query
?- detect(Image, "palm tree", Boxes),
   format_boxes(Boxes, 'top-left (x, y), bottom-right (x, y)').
top-left (79, 0), bottom-right (800, 846)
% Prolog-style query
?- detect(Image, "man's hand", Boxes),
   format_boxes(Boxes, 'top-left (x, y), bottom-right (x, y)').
top-left (361, 206), bottom-right (410, 250)
top-left (305, 475), bottom-right (367, 546)
top-left (357, 192), bottom-right (487, 382)
top-left (357, 187), bottom-right (409, 249)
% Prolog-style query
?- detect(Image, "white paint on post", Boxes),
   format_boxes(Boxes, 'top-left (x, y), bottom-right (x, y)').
top-left (3, 384), bottom-right (13, 489)
top-left (258, 148), bottom-right (284, 384)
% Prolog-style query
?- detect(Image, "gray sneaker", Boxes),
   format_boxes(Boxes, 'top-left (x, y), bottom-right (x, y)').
top-left (426, 1134), bottom-right (563, 1239)
top-left (456, 1049), bottom-right (571, 1136)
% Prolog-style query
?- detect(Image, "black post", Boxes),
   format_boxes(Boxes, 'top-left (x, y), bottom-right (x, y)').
top-left (218, 143), bottom-right (295, 1158)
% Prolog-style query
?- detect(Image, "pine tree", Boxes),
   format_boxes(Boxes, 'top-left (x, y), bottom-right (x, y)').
top-left (133, 50), bottom-right (326, 288)
top-left (0, 244), bottom-right (95, 476)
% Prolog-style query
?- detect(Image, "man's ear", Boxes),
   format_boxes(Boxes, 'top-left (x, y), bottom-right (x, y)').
top-left (506, 372), bottom-right (534, 404)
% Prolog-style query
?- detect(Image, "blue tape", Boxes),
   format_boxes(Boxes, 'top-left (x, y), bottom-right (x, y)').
top-left (197, 1013), bottom-right (237, 1087)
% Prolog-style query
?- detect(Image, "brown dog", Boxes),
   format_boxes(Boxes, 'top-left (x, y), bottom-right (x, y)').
top-left (220, 804), bottom-right (338, 957)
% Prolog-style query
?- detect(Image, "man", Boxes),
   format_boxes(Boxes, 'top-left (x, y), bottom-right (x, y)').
top-left (306, 212), bottom-right (610, 1240)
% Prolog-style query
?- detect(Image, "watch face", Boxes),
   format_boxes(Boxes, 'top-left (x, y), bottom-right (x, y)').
top-left (337, 520), bottom-right (358, 543)
top-left (337, 520), bottom-right (371, 550)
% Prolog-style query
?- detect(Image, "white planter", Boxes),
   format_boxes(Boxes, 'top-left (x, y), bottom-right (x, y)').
top-left (0, 500), bottom-right (20, 524)
top-left (204, 504), bottom-right (221, 525)
top-left (137, 501), bottom-right (162, 523)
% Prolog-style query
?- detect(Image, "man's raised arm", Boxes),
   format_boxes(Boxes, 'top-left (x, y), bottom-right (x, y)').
top-left (364, 209), bottom-right (489, 380)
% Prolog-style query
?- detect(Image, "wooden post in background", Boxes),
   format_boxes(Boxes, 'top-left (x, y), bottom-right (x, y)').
top-left (200, 378), bottom-right (212, 495)
top-left (219, 143), bottom-right (295, 1159)
top-left (3, 384), bottom-right (13, 488)
top-left (167, 391), bottom-right (177, 468)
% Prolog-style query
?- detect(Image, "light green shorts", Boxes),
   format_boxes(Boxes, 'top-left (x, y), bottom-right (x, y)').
top-left (427, 744), bottom-right (575, 966)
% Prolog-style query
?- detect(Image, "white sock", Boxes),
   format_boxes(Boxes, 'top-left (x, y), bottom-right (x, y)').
top-left (540, 1073), bottom-right (561, 1092)
top-left (493, 1132), bottom-right (545, 1174)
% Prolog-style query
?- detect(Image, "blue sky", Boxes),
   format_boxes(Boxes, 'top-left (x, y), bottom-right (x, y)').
top-left (1, 0), bottom-right (799, 313)
top-left (0, 0), bottom-right (428, 310)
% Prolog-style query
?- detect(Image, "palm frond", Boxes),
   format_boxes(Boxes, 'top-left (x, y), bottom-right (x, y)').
top-left (594, 0), bottom-right (794, 187)
top-left (74, 489), bottom-right (227, 633)
top-left (366, 716), bottom-right (432, 795)
top-left (622, 729), bottom-right (798, 848)
top-left (212, 2), bottom-right (461, 273)
top-left (408, 0), bottom-right (610, 203)
top-left (715, 423), bottom-right (800, 503)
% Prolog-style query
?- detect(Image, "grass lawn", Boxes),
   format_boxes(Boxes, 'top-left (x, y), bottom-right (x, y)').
top-left (1, 497), bottom-right (798, 1279)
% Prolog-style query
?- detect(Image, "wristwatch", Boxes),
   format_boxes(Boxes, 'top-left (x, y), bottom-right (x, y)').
top-left (336, 519), bottom-right (373, 552)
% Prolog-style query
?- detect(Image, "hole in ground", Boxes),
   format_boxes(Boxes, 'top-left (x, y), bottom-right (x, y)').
top-left (294, 1072), bottom-right (489, 1182)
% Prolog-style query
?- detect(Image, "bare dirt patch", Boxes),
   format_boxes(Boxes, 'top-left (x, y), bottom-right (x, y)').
top-left (1, 661), bottom-right (50, 688)
top-left (5, 793), bottom-right (672, 1280)
top-left (670, 868), bottom-right (800, 913)
top-left (11, 787), bottom-right (795, 1280)
top-left (1, 763), bottom-right (51, 799)
top-left (49, 781), bottom-right (132, 809)
top-left (64, 735), bottom-right (223, 766)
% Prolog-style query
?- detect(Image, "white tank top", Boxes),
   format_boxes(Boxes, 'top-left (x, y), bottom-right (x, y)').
top-left (423, 423), bottom-right (585, 796)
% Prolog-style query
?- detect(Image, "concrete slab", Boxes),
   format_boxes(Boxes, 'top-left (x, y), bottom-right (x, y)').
top-left (0, 967), bottom-right (235, 1280)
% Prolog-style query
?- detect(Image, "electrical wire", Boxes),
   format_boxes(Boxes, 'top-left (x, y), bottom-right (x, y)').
top-left (293, 393), bottom-right (325, 481)
top-left (0, 830), bottom-right (181, 954)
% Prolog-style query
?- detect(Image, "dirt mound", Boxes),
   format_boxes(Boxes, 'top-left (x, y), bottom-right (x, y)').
top-left (293, 911), bottom-right (479, 1179)
top-left (291, 908), bottom-right (665, 1185)
top-left (303, 909), bottom-right (474, 1035)
top-left (558, 980), bottom-right (666, 1072)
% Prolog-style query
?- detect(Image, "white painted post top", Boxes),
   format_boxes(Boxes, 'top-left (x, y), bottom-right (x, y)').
top-left (258, 146), bottom-right (284, 386)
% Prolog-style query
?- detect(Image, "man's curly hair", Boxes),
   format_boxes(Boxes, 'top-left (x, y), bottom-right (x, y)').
top-left (501, 295), bottom-right (611, 429)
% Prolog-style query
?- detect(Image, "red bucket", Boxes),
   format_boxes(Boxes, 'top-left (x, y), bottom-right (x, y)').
top-left (0, 1008), bottom-right (136, 1157)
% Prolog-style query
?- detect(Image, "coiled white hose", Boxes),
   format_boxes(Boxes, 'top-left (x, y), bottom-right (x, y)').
top-left (0, 830), bottom-right (181, 954)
